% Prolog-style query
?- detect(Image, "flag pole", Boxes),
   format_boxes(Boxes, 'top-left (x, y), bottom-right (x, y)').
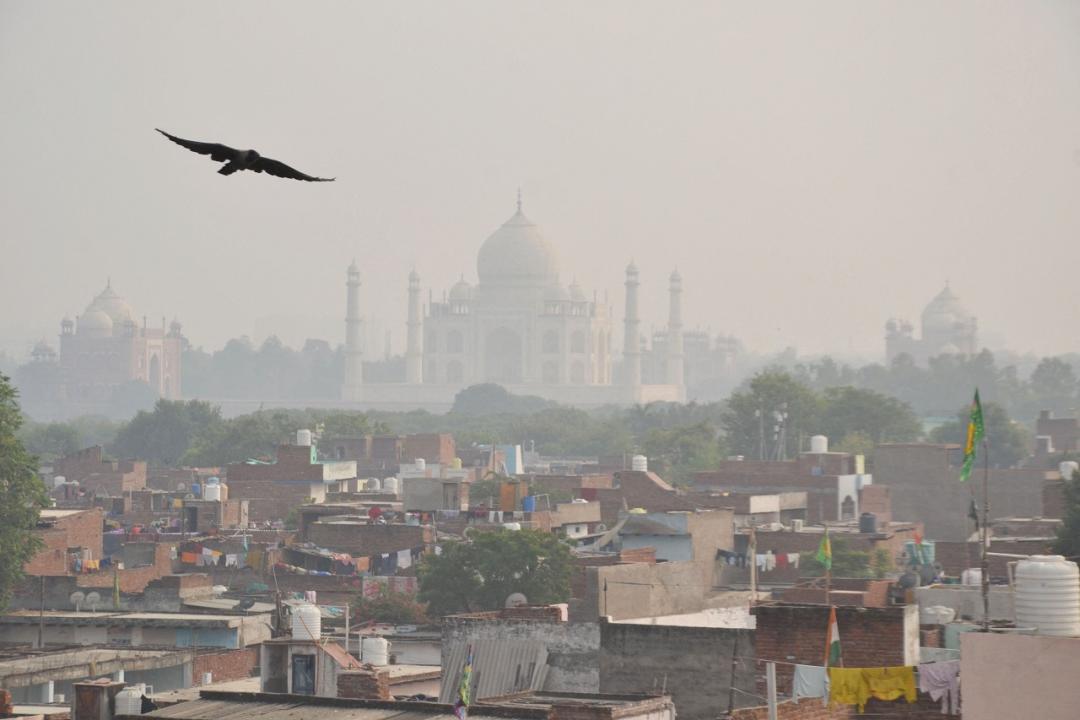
top-left (980, 437), bottom-right (990, 632)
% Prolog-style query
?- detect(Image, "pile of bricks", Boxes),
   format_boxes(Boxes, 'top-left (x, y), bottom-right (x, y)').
top-left (337, 666), bottom-right (390, 700)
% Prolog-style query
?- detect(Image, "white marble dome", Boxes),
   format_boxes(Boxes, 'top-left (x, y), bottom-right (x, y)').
top-left (922, 285), bottom-right (971, 330)
top-left (78, 309), bottom-right (114, 337)
top-left (85, 283), bottom-right (136, 326)
top-left (477, 203), bottom-right (559, 287)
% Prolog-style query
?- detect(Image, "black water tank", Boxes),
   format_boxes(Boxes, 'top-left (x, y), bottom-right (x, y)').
top-left (859, 512), bottom-right (877, 534)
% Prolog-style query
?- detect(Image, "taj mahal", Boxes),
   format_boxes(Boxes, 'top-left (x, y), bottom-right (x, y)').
top-left (342, 194), bottom-right (685, 410)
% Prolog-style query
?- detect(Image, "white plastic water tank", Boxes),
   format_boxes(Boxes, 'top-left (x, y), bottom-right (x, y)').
top-left (291, 604), bottom-right (322, 640)
top-left (810, 435), bottom-right (829, 454)
top-left (502, 522), bottom-right (522, 531)
top-left (115, 686), bottom-right (144, 716)
top-left (361, 636), bottom-right (390, 665)
top-left (919, 605), bottom-right (957, 625)
top-left (631, 454), bottom-right (648, 472)
top-left (206, 476), bottom-right (220, 486)
top-left (53, 475), bottom-right (67, 489)
top-left (296, 429), bottom-right (313, 447)
top-left (415, 458), bottom-right (426, 471)
top-left (1015, 555), bottom-right (1080, 636)
top-left (792, 519), bottom-right (804, 532)
top-left (961, 568), bottom-right (982, 586)
top-left (383, 477), bottom-right (400, 496)
top-left (203, 484), bottom-right (222, 502)
top-left (1060, 461), bottom-right (1079, 481)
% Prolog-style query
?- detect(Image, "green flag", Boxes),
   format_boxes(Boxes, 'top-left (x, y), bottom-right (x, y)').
top-left (959, 389), bottom-right (985, 482)
top-left (816, 529), bottom-right (832, 571)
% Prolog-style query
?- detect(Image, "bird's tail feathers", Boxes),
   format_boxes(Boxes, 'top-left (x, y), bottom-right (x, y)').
top-left (218, 162), bottom-right (241, 176)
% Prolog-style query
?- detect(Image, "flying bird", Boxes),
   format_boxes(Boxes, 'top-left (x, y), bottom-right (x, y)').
top-left (156, 129), bottom-right (334, 182)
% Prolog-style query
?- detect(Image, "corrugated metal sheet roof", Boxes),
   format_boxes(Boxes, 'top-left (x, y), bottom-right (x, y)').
top-left (439, 639), bottom-right (548, 704)
top-left (144, 699), bottom-right (529, 720)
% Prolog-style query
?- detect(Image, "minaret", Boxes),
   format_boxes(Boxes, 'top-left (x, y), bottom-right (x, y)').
top-left (667, 269), bottom-right (685, 397)
top-left (405, 269), bottom-right (423, 384)
top-left (343, 261), bottom-right (363, 401)
top-left (623, 261), bottom-right (641, 388)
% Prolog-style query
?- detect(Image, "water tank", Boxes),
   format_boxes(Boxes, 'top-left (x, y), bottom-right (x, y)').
top-left (1060, 461), bottom-right (1079, 481)
top-left (961, 568), bottom-right (982, 586)
top-left (361, 636), bottom-right (390, 665)
top-left (810, 435), bottom-right (829, 454)
top-left (859, 512), bottom-right (877, 534)
top-left (631, 454), bottom-right (648, 471)
top-left (502, 522), bottom-right (522, 531)
top-left (115, 686), bottom-right (144, 716)
top-left (191, 482), bottom-right (201, 498)
top-left (203, 484), bottom-right (222, 502)
top-left (296, 429), bottom-right (313, 447)
top-left (522, 496), bottom-right (537, 512)
top-left (920, 604), bottom-right (956, 625)
top-left (791, 519), bottom-right (804, 532)
top-left (383, 477), bottom-right (400, 496)
top-left (415, 458), bottom-right (426, 471)
top-left (206, 476), bottom-right (220, 486)
top-left (1015, 555), bottom-right (1080, 636)
top-left (53, 475), bottom-right (67, 489)
top-left (366, 477), bottom-right (381, 491)
top-left (451, 457), bottom-right (463, 470)
top-left (292, 604), bottom-right (321, 640)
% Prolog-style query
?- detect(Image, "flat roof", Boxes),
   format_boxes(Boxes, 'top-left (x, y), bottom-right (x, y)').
top-left (137, 694), bottom-right (545, 720)
top-left (1, 610), bottom-right (266, 627)
top-left (0, 648), bottom-right (190, 687)
top-left (40, 509), bottom-right (88, 519)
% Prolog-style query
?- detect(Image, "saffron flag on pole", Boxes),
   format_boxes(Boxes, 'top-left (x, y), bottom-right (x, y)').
top-left (959, 389), bottom-right (985, 482)
top-left (825, 606), bottom-right (842, 666)
top-left (454, 644), bottom-right (473, 720)
top-left (816, 528), bottom-right (832, 571)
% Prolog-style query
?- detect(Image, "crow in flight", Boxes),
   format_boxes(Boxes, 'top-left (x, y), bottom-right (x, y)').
top-left (156, 129), bottom-right (334, 182)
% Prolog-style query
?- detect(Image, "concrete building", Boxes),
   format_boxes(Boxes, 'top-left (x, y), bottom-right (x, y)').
top-left (0, 610), bottom-right (272, 649)
top-left (961, 632), bottom-right (1080, 719)
top-left (885, 283), bottom-right (978, 365)
top-left (339, 196), bottom-right (684, 410)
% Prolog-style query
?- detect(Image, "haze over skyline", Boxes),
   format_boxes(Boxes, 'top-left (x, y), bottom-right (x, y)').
top-left (3, 1), bottom-right (1080, 361)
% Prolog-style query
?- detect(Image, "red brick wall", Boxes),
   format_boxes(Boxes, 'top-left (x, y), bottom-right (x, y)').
top-left (24, 530), bottom-right (70, 575)
top-left (402, 434), bottom-right (456, 465)
top-left (76, 543), bottom-right (176, 593)
top-left (26, 508), bottom-right (105, 575)
top-left (1043, 478), bottom-right (1066, 519)
top-left (731, 695), bottom-right (957, 720)
top-left (858, 485), bottom-right (892, 525)
top-left (306, 522), bottom-right (429, 555)
top-left (753, 605), bottom-right (909, 696)
top-left (192, 647), bottom-right (259, 685)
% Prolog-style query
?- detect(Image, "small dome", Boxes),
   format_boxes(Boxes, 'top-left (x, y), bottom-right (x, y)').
top-left (449, 278), bottom-right (473, 302)
top-left (477, 201), bottom-right (559, 287)
top-left (85, 283), bottom-right (135, 326)
top-left (79, 309), bottom-right (114, 337)
top-left (32, 340), bottom-right (57, 361)
top-left (922, 285), bottom-right (971, 331)
top-left (569, 279), bottom-right (586, 302)
top-left (545, 283), bottom-right (570, 303)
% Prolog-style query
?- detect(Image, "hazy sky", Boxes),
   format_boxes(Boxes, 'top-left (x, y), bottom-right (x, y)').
top-left (3, 1), bottom-right (1079, 361)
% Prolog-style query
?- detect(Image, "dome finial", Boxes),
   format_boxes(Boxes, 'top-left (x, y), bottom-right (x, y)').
top-left (516, 187), bottom-right (522, 214)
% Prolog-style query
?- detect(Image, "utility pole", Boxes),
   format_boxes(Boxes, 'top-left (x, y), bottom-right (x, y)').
top-left (981, 438), bottom-right (991, 631)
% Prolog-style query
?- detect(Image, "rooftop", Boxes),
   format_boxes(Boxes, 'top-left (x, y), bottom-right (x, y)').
top-left (0, 647), bottom-right (191, 688)
top-left (1, 610), bottom-right (266, 627)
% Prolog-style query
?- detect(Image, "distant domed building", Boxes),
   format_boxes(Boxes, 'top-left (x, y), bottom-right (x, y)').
top-left (18, 282), bottom-right (184, 419)
top-left (341, 194), bottom-right (686, 409)
top-left (885, 284), bottom-right (978, 364)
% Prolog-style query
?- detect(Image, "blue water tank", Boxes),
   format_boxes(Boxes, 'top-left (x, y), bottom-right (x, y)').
top-left (523, 496), bottom-right (536, 512)
top-left (191, 482), bottom-right (201, 497)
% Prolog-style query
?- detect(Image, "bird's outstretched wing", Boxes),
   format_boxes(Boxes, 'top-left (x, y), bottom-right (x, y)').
top-left (253, 156), bottom-right (335, 182)
top-left (156, 129), bottom-right (237, 163)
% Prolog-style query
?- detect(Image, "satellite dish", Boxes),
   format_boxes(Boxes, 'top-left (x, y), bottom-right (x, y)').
top-left (505, 592), bottom-right (528, 608)
top-left (85, 592), bottom-right (101, 612)
top-left (69, 591), bottom-right (86, 611)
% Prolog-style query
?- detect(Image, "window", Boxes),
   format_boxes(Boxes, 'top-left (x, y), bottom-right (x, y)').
top-left (542, 361), bottom-right (558, 384)
top-left (426, 331), bottom-right (438, 353)
top-left (542, 330), bottom-right (559, 354)
top-left (571, 330), bottom-right (585, 353)
top-left (447, 330), bottom-right (464, 354)
top-left (571, 361), bottom-right (585, 384)
top-left (447, 360), bottom-right (464, 382)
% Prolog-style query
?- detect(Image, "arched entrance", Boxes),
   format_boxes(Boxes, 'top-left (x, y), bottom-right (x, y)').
top-left (484, 328), bottom-right (523, 384)
top-left (149, 355), bottom-right (161, 394)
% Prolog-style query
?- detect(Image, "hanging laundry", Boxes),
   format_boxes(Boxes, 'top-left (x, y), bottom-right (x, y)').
top-left (788, 552), bottom-right (800, 569)
top-left (397, 548), bottom-right (412, 570)
top-left (776, 553), bottom-right (789, 569)
top-left (918, 660), bottom-right (960, 715)
top-left (181, 552), bottom-right (198, 564)
top-left (828, 667), bottom-right (871, 712)
top-left (354, 556), bottom-right (370, 573)
top-left (225, 554), bottom-right (238, 567)
top-left (864, 666), bottom-right (916, 705)
top-left (792, 664), bottom-right (829, 705)
top-left (765, 551), bottom-right (776, 571)
top-left (756, 553), bottom-right (768, 571)
top-left (169, 546), bottom-right (178, 560)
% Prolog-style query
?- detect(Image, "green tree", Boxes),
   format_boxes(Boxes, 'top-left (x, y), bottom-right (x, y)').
top-left (0, 374), bottom-right (50, 611)
top-left (1053, 471), bottom-right (1080, 557)
top-left (640, 422), bottom-right (725, 485)
top-left (352, 585), bottom-right (430, 625)
top-left (17, 421), bottom-right (81, 461)
top-left (803, 536), bottom-right (873, 578)
top-left (929, 401), bottom-right (1030, 468)
top-left (818, 386), bottom-right (922, 446)
top-left (1029, 357), bottom-right (1078, 418)
top-left (112, 399), bottom-right (223, 466)
top-left (417, 529), bottom-right (572, 616)
top-left (450, 384), bottom-right (554, 417)
top-left (723, 370), bottom-right (821, 459)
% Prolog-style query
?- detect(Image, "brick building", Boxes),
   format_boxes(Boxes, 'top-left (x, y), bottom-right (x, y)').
top-left (226, 441), bottom-right (358, 522)
top-left (874, 443), bottom-right (1053, 541)
top-left (306, 519), bottom-right (432, 556)
top-left (53, 446), bottom-right (147, 496)
top-left (25, 508), bottom-right (105, 576)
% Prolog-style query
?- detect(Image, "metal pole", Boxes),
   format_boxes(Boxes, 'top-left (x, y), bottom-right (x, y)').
top-left (749, 527), bottom-right (758, 603)
top-left (981, 438), bottom-right (991, 631)
top-left (345, 603), bottom-right (350, 654)
top-left (766, 662), bottom-right (778, 720)
top-left (726, 633), bottom-right (739, 714)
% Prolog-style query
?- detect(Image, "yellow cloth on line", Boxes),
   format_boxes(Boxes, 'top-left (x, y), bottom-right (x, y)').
top-left (864, 666), bottom-right (917, 704)
top-left (829, 668), bottom-right (870, 712)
